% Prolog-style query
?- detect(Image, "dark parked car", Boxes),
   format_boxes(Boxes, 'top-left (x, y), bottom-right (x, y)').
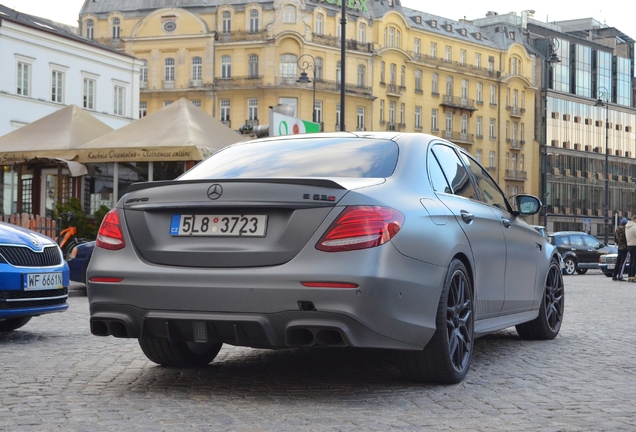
top-left (599, 253), bottom-right (629, 278)
top-left (87, 132), bottom-right (564, 384)
top-left (0, 222), bottom-right (69, 332)
top-left (550, 231), bottom-right (616, 275)
top-left (68, 241), bottom-right (95, 284)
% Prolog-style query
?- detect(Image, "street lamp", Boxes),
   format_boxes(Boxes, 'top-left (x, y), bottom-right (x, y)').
top-left (339, 0), bottom-right (346, 131)
top-left (539, 37), bottom-right (560, 229)
top-left (296, 54), bottom-right (316, 123)
top-left (595, 87), bottom-right (610, 244)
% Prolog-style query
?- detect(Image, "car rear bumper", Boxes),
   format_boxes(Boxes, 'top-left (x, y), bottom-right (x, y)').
top-left (87, 244), bottom-right (447, 350)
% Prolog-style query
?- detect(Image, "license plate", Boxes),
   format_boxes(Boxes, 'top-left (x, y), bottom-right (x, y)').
top-left (608, 264), bottom-right (615, 270)
top-left (24, 272), bottom-right (64, 291)
top-left (170, 214), bottom-right (267, 237)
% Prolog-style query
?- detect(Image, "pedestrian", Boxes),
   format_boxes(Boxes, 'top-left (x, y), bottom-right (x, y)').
top-left (625, 215), bottom-right (636, 282)
top-left (613, 218), bottom-right (628, 281)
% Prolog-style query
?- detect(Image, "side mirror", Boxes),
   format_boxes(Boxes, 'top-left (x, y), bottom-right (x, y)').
top-left (514, 194), bottom-right (542, 216)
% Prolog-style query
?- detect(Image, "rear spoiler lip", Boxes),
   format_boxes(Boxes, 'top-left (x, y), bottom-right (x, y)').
top-left (126, 177), bottom-right (384, 193)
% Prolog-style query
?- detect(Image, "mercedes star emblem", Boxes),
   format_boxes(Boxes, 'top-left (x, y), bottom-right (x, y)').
top-left (207, 184), bottom-right (223, 200)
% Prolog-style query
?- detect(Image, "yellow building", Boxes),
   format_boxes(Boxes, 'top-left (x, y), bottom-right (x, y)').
top-left (79, 0), bottom-right (538, 200)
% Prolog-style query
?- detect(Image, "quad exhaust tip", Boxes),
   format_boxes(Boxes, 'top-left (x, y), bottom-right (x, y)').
top-left (287, 327), bottom-right (347, 347)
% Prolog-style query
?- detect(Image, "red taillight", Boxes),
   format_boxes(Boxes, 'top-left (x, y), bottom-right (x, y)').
top-left (301, 282), bottom-right (359, 288)
top-left (90, 277), bottom-right (124, 283)
top-left (316, 206), bottom-right (404, 252)
top-left (95, 208), bottom-right (126, 251)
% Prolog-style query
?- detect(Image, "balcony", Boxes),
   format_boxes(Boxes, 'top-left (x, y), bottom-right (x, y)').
top-left (217, 30), bottom-right (270, 43)
top-left (507, 138), bottom-right (523, 150)
top-left (312, 34), bottom-right (373, 53)
top-left (221, 120), bottom-right (231, 128)
top-left (507, 106), bottom-right (525, 118)
top-left (443, 131), bottom-right (475, 145)
top-left (386, 84), bottom-right (402, 97)
top-left (387, 122), bottom-right (397, 131)
top-left (96, 37), bottom-right (124, 49)
top-left (440, 95), bottom-right (477, 114)
top-left (407, 52), bottom-right (501, 79)
top-left (504, 170), bottom-right (528, 181)
top-left (214, 76), bottom-right (264, 89)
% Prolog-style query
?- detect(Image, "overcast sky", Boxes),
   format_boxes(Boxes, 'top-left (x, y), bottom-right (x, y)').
top-left (6, 0), bottom-right (631, 35)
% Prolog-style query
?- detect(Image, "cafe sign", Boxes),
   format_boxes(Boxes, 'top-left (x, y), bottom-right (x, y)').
top-left (309, 0), bottom-right (369, 12)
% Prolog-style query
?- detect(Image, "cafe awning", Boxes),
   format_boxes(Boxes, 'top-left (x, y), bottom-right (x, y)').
top-left (0, 105), bottom-right (113, 164)
top-left (76, 98), bottom-right (246, 163)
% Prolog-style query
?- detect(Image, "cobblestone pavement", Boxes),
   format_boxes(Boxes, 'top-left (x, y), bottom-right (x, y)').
top-left (2, 271), bottom-right (635, 431)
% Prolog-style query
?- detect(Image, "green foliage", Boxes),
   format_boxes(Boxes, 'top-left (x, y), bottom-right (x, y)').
top-left (55, 198), bottom-right (96, 240)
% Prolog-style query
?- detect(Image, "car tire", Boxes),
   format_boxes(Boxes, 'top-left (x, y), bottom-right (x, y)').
top-left (563, 257), bottom-right (577, 275)
top-left (62, 239), bottom-right (79, 261)
top-left (138, 338), bottom-right (222, 367)
top-left (576, 269), bottom-right (588, 275)
top-left (515, 259), bottom-right (564, 340)
top-left (603, 272), bottom-right (613, 278)
top-left (395, 259), bottom-right (474, 384)
top-left (0, 316), bottom-right (32, 332)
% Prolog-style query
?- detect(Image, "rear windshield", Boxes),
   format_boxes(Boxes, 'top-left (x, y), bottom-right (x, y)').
top-left (179, 138), bottom-right (399, 180)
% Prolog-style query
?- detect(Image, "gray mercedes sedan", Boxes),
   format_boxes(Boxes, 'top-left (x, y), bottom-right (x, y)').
top-left (87, 132), bottom-right (564, 384)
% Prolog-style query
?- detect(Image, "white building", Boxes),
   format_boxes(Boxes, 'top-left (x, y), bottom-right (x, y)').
top-left (0, 5), bottom-right (141, 136)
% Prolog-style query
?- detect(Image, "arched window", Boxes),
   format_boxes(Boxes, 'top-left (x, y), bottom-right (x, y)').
top-left (164, 58), bottom-right (175, 82)
top-left (140, 59), bottom-right (148, 84)
top-left (283, 6), bottom-right (296, 24)
top-left (192, 57), bottom-right (202, 80)
top-left (446, 76), bottom-right (453, 96)
top-left (279, 54), bottom-right (297, 84)
top-left (249, 10), bottom-right (259, 32)
top-left (222, 11), bottom-right (231, 33)
top-left (432, 73), bottom-right (439, 94)
top-left (221, 55), bottom-right (231, 78)
top-left (85, 19), bottom-right (94, 40)
top-left (357, 65), bottom-right (365, 87)
top-left (111, 17), bottom-right (120, 39)
top-left (390, 63), bottom-right (396, 85)
top-left (248, 54), bottom-right (259, 77)
top-left (315, 13), bottom-right (324, 34)
top-left (415, 70), bottom-right (422, 91)
top-left (358, 23), bottom-right (366, 43)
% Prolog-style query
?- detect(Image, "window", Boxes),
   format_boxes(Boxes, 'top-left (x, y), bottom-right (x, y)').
top-left (279, 54), bottom-right (297, 84)
top-left (461, 79), bottom-right (468, 100)
top-left (279, 97), bottom-right (297, 117)
top-left (475, 53), bottom-right (481, 68)
top-left (513, 89), bottom-right (518, 108)
top-left (85, 19), bottom-right (94, 40)
top-left (415, 70), bottom-right (422, 91)
top-left (431, 42), bottom-right (437, 57)
top-left (358, 23), bottom-right (366, 43)
top-left (140, 60), bottom-right (148, 84)
top-left (460, 114), bottom-right (468, 134)
top-left (389, 102), bottom-right (395, 123)
top-left (446, 76), bottom-right (453, 96)
top-left (476, 149), bottom-right (482, 164)
top-left (336, 61), bottom-right (342, 84)
top-left (505, 120), bottom-right (510, 139)
top-left (489, 118), bottom-right (496, 139)
top-left (165, 58), bottom-right (175, 82)
top-left (445, 46), bottom-right (452, 61)
top-left (83, 78), bottom-right (95, 110)
top-left (191, 100), bottom-right (201, 107)
top-left (431, 108), bottom-right (438, 131)
top-left (488, 56), bottom-right (495, 72)
top-left (283, 6), bottom-right (296, 23)
top-left (400, 103), bottom-right (405, 125)
top-left (221, 55), bottom-right (231, 78)
top-left (432, 73), bottom-right (439, 94)
top-left (460, 49), bottom-right (466, 65)
top-left (506, 88), bottom-right (510, 107)
top-left (415, 106), bottom-right (422, 129)
top-left (163, 20), bottom-right (177, 33)
top-left (220, 99), bottom-right (230, 122)
top-left (17, 61), bottom-right (30, 96)
top-left (476, 82), bottom-right (483, 103)
top-left (388, 27), bottom-right (395, 47)
top-left (390, 64), bottom-right (396, 85)
top-left (222, 11), bottom-right (231, 33)
top-left (139, 101), bottom-right (147, 118)
top-left (445, 111), bottom-right (453, 132)
top-left (521, 91), bottom-right (525, 109)
top-left (192, 56), bottom-right (202, 80)
top-left (380, 62), bottom-right (385, 83)
top-left (114, 86), bottom-right (125, 116)
top-left (510, 56), bottom-right (520, 75)
top-left (164, 100), bottom-right (173, 107)
top-left (400, 66), bottom-right (405, 87)
top-left (380, 100), bottom-right (385, 122)
top-left (249, 9), bottom-right (259, 32)
top-left (315, 57), bottom-right (323, 81)
top-left (414, 38), bottom-right (421, 58)
top-left (521, 123), bottom-right (525, 142)
top-left (248, 54), bottom-right (259, 77)
top-left (51, 70), bottom-right (64, 103)
top-left (315, 101), bottom-right (323, 123)
top-left (476, 116), bottom-right (483, 138)
top-left (315, 13), bottom-right (323, 34)
top-left (111, 17), bottom-right (121, 39)
top-left (357, 107), bottom-right (365, 130)
top-left (357, 65), bottom-right (365, 87)
top-left (489, 151), bottom-right (495, 169)
top-left (336, 104), bottom-right (341, 127)
top-left (248, 98), bottom-right (258, 121)
top-left (490, 85), bottom-right (496, 105)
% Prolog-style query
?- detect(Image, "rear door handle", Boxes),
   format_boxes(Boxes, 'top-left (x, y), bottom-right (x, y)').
top-left (502, 218), bottom-right (511, 228)
top-left (460, 210), bottom-right (474, 223)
